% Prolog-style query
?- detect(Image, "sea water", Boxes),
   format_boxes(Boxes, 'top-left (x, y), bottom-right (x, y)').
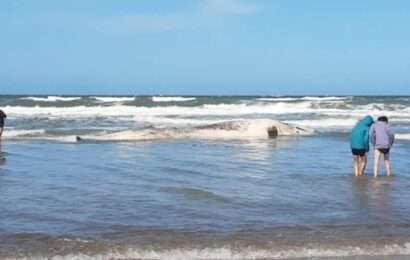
top-left (0, 95), bottom-right (410, 259)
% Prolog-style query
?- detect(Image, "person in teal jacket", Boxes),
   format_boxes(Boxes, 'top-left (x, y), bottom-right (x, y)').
top-left (350, 115), bottom-right (374, 176)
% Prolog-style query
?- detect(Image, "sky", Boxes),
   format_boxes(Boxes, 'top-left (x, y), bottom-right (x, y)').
top-left (1, 0), bottom-right (410, 95)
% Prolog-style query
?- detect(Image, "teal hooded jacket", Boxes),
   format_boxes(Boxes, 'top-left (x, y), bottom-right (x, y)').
top-left (350, 116), bottom-right (374, 151)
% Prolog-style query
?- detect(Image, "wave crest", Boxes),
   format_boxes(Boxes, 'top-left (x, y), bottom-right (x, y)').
top-left (93, 97), bottom-right (135, 102)
top-left (396, 134), bottom-right (410, 140)
top-left (152, 96), bottom-right (196, 102)
top-left (20, 96), bottom-right (82, 102)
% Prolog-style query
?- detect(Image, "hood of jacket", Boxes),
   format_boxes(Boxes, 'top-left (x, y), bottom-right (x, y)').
top-left (350, 115), bottom-right (374, 151)
top-left (358, 115), bottom-right (374, 127)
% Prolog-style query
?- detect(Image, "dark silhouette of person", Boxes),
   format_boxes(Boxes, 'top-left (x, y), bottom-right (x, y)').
top-left (0, 110), bottom-right (6, 139)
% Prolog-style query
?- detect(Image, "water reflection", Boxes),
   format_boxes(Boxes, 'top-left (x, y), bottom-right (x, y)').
top-left (0, 142), bottom-right (6, 166)
top-left (352, 176), bottom-right (393, 223)
top-left (230, 136), bottom-right (295, 163)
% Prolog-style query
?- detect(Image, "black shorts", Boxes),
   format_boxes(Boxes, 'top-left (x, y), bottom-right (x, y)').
top-left (352, 149), bottom-right (366, 156)
top-left (377, 148), bottom-right (390, 154)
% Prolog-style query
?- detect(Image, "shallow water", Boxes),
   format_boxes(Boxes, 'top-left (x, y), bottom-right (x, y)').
top-left (1, 95), bottom-right (410, 259)
top-left (1, 134), bottom-right (410, 259)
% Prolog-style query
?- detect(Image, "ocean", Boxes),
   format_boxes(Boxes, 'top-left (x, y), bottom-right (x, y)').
top-left (0, 95), bottom-right (410, 260)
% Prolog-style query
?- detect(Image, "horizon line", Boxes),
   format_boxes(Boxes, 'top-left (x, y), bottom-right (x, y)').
top-left (0, 94), bottom-right (409, 97)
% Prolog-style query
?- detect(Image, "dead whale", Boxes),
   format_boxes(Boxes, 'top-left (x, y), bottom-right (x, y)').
top-left (75, 119), bottom-right (315, 142)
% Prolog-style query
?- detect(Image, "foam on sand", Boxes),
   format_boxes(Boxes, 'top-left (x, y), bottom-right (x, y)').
top-left (152, 96), bottom-right (196, 102)
top-left (4, 242), bottom-right (410, 260)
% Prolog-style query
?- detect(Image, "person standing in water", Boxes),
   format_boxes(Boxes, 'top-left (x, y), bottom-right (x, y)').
top-left (370, 116), bottom-right (395, 177)
top-left (350, 115), bottom-right (374, 176)
top-left (0, 110), bottom-right (6, 139)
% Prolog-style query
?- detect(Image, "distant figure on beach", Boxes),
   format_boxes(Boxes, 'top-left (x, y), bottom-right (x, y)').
top-left (0, 109), bottom-right (6, 139)
top-left (370, 116), bottom-right (395, 177)
top-left (350, 115), bottom-right (374, 176)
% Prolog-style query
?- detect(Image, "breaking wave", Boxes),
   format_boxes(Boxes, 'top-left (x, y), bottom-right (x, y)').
top-left (258, 96), bottom-right (349, 102)
top-left (3, 129), bottom-right (46, 138)
top-left (300, 96), bottom-right (349, 101)
top-left (20, 96), bottom-right (82, 102)
top-left (2, 102), bottom-right (315, 118)
top-left (396, 133), bottom-right (410, 140)
top-left (5, 102), bottom-right (409, 118)
top-left (152, 96), bottom-right (197, 102)
top-left (93, 97), bottom-right (135, 102)
top-left (285, 118), bottom-right (360, 130)
top-left (2, 96), bottom-right (409, 138)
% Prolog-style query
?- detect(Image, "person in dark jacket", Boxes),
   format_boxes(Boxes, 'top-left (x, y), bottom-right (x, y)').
top-left (350, 115), bottom-right (374, 176)
top-left (0, 110), bottom-right (6, 139)
top-left (370, 116), bottom-right (394, 177)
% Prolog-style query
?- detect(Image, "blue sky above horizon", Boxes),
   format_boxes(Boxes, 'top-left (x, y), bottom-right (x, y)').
top-left (1, 0), bottom-right (409, 95)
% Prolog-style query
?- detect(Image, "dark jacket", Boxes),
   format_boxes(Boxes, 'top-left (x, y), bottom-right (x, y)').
top-left (0, 110), bottom-right (6, 127)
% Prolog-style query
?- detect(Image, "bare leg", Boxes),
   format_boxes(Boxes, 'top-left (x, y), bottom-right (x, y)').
top-left (359, 153), bottom-right (368, 176)
top-left (0, 127), bottom-right (3, 138)
top-left (373, 149), bottom-right (380, 177)
top-left (384, 153), bottom-right (392, 176)
top-left (353, 155), bottom-right (359, 177)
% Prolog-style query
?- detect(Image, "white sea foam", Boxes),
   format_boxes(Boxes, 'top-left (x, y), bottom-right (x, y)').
top-left (3, 102), bottom-right (410, 134)
top-left (152, 96), bottom-right (196, 102)
top-left (3, 129), bottom-right (46, 138)
top-left (2, 102), bottom-right (315, 118)
top-left (137, 116), bottom-right (216, 127)
top-left (20, 96), bottom-right (82, 102)
top-left (3, 104), bottom-right (410, 133)
top-left (257, 97), bottom-right (300, 102)
top-left (396, 133), bottom-right (410, 140)
top-left (300, 96), bottom-right (349, 101)
top-left (4, 243), bottom-right (410, 260)
top-left (257, 96), bottom-right (348, 102)
top-left (3, 130), bottom-right (83, 143)
top-left (285, 118), bottom-right (360, 129)
top-left (37, 135), bottom-right (79, 143)
top-left (93, 97), bottom-right (135, 102)
top-left (201, 102), bottom-right (314, 115)
top-left (5, 101), bottom-right (410, 119)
